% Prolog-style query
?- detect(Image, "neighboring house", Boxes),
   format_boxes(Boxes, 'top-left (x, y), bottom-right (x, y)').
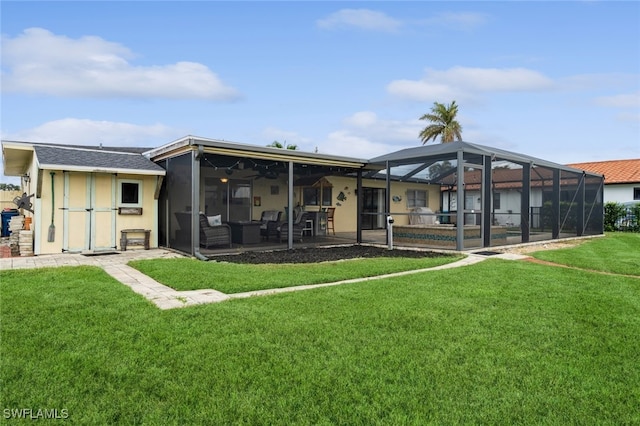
top-left (567, 159), bottom-right (640, 204)
top-left (3, 137), bottom-right (604, 254)
top-left (1, 141), bottom-right (165, 254)
top-left (438, 166), bottom-right (604, 229)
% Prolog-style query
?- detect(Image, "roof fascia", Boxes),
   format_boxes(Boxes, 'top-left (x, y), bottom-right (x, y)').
top-left (37, 163), bottom-right (165, 176)
top-left (148, 136), bottom-right (368, 169)
top-left (143, 136), bottom-right (191, 160)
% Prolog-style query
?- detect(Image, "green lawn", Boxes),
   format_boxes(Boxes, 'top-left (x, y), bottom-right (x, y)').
top-left (2, 256), bottom-right (639, 424)
top-left (129, 255), bottom-right (463, 293)
top-left (532, 232), bottom-right (640, 276)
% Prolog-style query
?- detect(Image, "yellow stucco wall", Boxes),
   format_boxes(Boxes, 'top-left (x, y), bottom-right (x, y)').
top-left (115, 174), bottom-right (159, 249)
top-left (197, 169), bottom-right (443, 230)
top-left (37, 169), bottom-right (65, 255)
top-left (251, 177), bottom-right (289, 219)
top-left (322, 176), bottom-right (441, 232)
top-left (34, 169), bottom-right (159, 254)
top-left (222, 173), bottom-right (442, 232)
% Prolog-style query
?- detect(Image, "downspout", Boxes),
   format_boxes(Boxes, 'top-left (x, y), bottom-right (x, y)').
top-left (192, 142), bottom-right (209, 261)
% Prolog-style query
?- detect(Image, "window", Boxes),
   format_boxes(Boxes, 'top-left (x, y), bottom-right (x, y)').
top-left (119, 180), bottom-right (142, 206)
top-left (634, 187), bottom-right (640, 200)
top-left (406, 189), bottom-right (428, 208)
top-left (303, 187), bottom-right (332, 206)
top-left (493, 192), bottom-right (501, 209)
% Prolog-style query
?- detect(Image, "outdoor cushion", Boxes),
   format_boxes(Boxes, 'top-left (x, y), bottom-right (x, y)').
top-left (262, 210), bottom-right (280, 222)
top-left (207, 215), bottom-right (222, 226)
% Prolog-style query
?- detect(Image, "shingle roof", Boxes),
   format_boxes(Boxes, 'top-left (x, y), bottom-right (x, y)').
top-left (566, 159), bottom-right (640, 184)
top-left (34, 144), bottom-right (165, 175)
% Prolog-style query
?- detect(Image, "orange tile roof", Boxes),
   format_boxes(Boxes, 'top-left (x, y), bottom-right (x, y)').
top-left (567, 159), bottom-right (640, 184)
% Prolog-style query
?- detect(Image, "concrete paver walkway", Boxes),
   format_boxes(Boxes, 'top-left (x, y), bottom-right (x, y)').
top-left (1, 249), bottom-right (528, 310)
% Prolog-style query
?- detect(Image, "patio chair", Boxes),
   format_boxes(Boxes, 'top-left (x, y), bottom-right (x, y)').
top-left (174, 212), bottom-right (232, 248)
top-left (277, 211), bottom-right (313, 242)
top-left (258, 210), bottom-right (282, 239)
top-left (198, 214), bottom-right (232, 248)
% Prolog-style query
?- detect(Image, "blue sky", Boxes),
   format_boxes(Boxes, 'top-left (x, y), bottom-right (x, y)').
top-left (1, 1), bottom-right (639, 183)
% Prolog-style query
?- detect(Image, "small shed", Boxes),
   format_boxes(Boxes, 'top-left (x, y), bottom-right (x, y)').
top-left (1, 140), bottom-right (166, 254)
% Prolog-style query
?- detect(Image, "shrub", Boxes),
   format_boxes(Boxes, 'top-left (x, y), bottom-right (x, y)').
top-left (604, 201), bottom-right (639, 232)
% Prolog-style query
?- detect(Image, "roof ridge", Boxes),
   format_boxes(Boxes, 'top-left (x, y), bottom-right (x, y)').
top-left (567, 158), bottom-right (640, 165)
top-left (36, 144), bottom-right (145, 156)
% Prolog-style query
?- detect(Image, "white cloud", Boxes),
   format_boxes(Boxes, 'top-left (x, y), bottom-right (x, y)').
top-left (387, 66), bottom-right (555, 102)
top-left (343, 111), bottom-right (378, 127)
top-left (615, 112), bottom-right (640, 123)
top-left (317, 9), bottom-right (402, 32)
top-left (421, 12), bottom-right (489, 30)
top-left (594, 91), bottom-right (640, 109)
top-left (314, 111), bottom-right (422, 158)
top-left (387, 80), bottom-right (463, 102)
top-left (261, 127), bottom-right (313, 148)
top-left (320, 131), bottom-right (395, 159)
top-left (1, 28), bottom-right (241, 100)
top-left (2, 118), bottom-right (180, 147)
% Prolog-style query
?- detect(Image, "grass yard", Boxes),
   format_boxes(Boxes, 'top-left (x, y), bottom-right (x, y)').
top-left (1, 255), bottom-right (639, 424)
top-left (532, 232), bottom-right (640, 276)
top-left (129, 255), bottom-right (463, 293)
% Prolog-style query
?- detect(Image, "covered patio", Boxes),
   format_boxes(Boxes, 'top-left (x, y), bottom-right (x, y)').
top-left (147, 136), bottom-right (376, 258)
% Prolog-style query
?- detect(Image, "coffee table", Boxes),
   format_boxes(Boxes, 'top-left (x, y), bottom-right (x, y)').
top-left (227, 221), bottom-right (261, 244)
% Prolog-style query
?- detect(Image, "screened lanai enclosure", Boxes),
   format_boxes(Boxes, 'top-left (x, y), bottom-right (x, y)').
top-left (367, 141), bottom-right (604, 251)
top-left (148, 137), bottom-right (603, 256)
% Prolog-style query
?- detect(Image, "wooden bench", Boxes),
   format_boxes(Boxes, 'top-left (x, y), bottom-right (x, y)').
top-left (120, 229), bottom-right (150, 251)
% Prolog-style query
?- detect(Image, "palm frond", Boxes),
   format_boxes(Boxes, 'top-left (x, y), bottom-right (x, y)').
top-left (418, 100), bottom-right (463, 144)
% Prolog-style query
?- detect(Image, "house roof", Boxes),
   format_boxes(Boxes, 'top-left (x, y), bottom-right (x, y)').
top-left (2, 140), bottom-right (165, 176)
top-left (145, 135), bottom-right (373, 170)
top-left (566, 159), bottom-right (640, 184)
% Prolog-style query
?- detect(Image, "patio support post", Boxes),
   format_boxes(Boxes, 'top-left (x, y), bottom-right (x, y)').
top-left (287, 161), bottom-right (294, 249)
top-left (521, 162), bottom-right (531, 243)
top-left (356, 169), bottom-right (363, 243)
top-left (191, 146), bottom-right (201, 257)
top-left (482, 155), bottom-right (492, 247)
top-left (577, 172), bottom-right (585, 237)
top-left (552, 169), bottom-right (560, 239)
top-left (455, 150), bottom-right (465, 251)
top-left (385, 161), bottom-right (391, 245)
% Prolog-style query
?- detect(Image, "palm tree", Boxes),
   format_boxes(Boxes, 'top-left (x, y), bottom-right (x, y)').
top-left (267, 140), bottom-right (298, 150)
top-left (418, 101), bottom-right (463, 144)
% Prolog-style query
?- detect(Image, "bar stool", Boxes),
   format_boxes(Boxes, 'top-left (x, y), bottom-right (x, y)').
top-left (326, 207), bottom-right (335, 235)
